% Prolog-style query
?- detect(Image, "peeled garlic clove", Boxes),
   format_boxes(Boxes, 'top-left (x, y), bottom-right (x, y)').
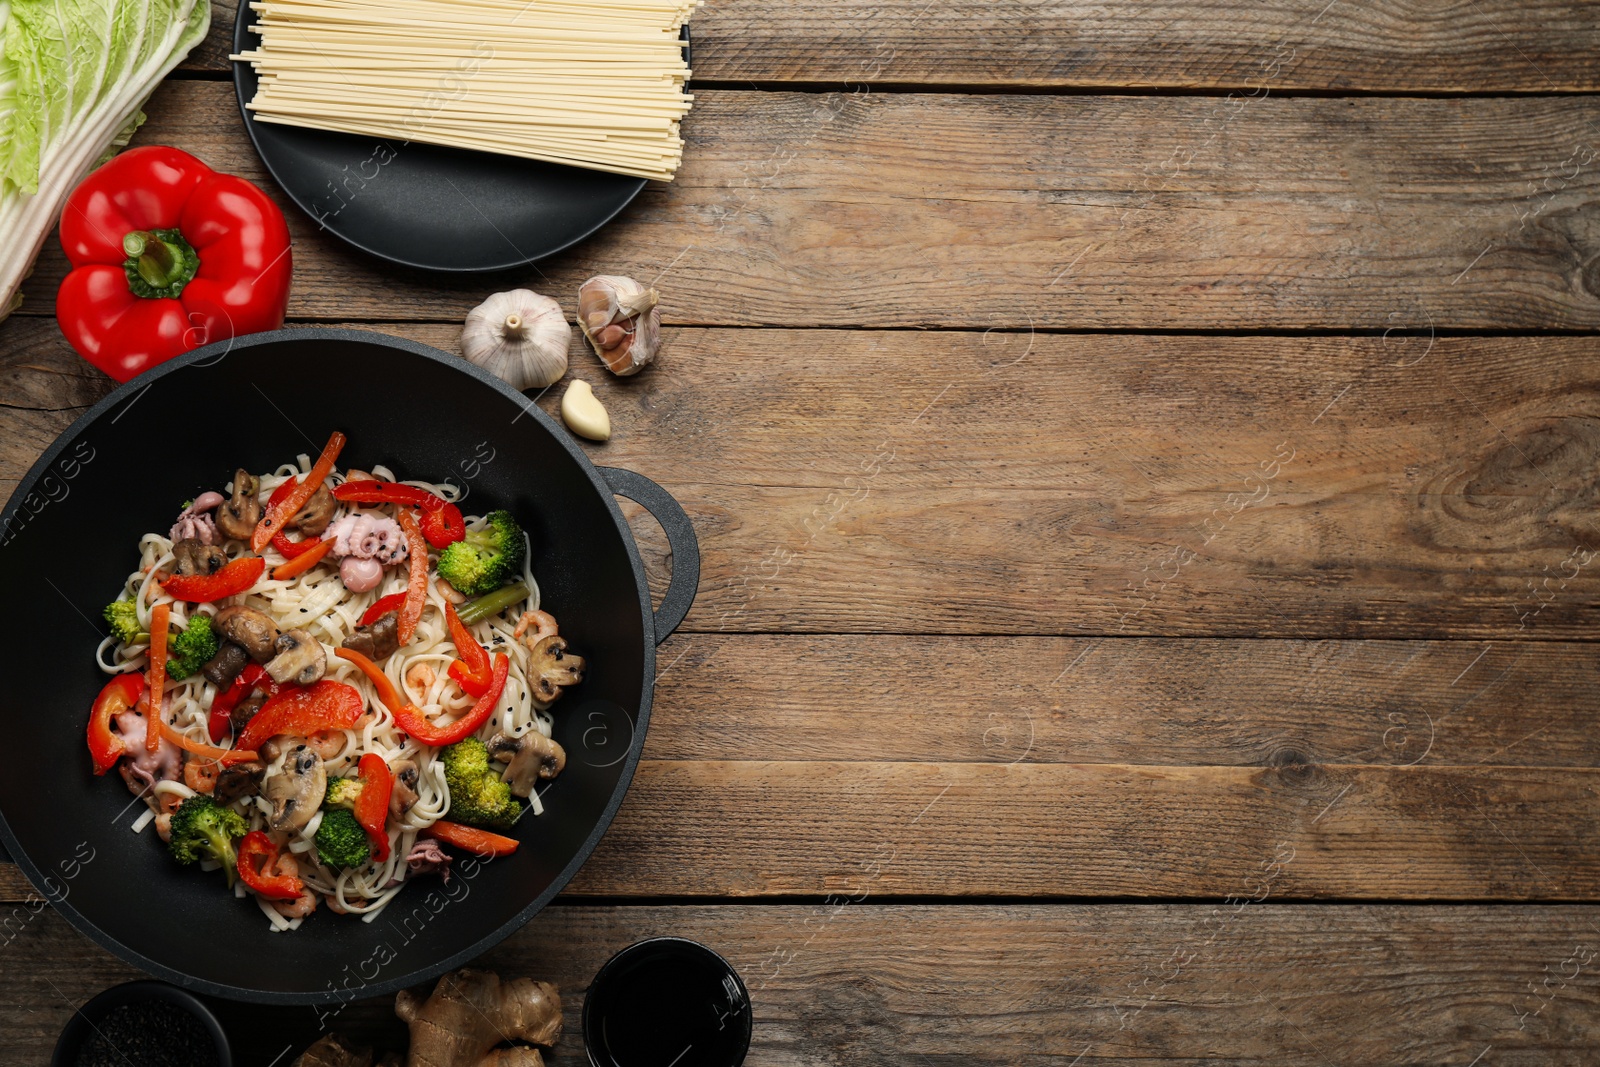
top-left (560, 379), bottom-right (611, 442)
top-left (577, 274), bottom-right (661, 377)
top-left (462, 289), bottom-right (572, 390)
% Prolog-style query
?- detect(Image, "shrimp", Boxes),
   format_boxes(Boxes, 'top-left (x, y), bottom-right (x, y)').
top-left (154, 814), bottom-right (173, 843)
top-left (513, 610), bottom-right (558, 645)
top-left (268, 851), bottom-right (319, 919)
top-left (183, 758), bottom-right (220, 794)
top-left (405, 661), bottom-right (437, 695)
top-left (153, 790), bottom-right (184, 841)
top-left (306, 731), bottom-right (347, 761)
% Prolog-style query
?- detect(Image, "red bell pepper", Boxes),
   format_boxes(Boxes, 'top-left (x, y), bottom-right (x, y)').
top-left (335, 647), bottom-right (508, 748)
top-left (236, 832), bottom-right (304, 901)
top-left (396, 508), bottom-right (429, 644)
top-left (272, 537), bottom-right (335, 580)
top-left (145, 603), bottom-right (171, 754)
top-left (444, 601), bottom-right (493, 698)
top-left (266, 478), bottom-right (328, 559)
top-left (252, 431), bottom-right (346, 552)
top-left (206, 664), bottom-right (279, 743)
top-left (56, 146), bottom-right (292, 383)
top-left (420, 503), bottom-right (466, 548)
top-left (86, 673), bottom-right (146, 775)
top-left (360, 593), bottom-right (407, 628)
top-left (162, 556), bottom-right (266, 602)
top-left (332, 481), bottom-right (442, 509)
top-left (236, 679), bottom-right (365, 753)
top-left (423, 820), bottom-right (519, 857)
top-left (352, 753), bottom-right (394, 862)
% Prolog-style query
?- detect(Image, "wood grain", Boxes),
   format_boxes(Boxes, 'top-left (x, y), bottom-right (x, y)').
top-left (3, 905), bottom-right (1597, 1066)
top-left (16, 83), bottom-right (1600, 329)
top-left (8, 321), bottom-right (1600, 639)
top-left (187, 1), bottom-right (1600, 92)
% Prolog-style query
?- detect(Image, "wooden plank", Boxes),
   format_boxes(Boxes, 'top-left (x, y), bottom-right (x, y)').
top-left (186, 1), bottom-right (1600, 92)
top-left (2, 905), bottom-right (1597, 1065)
top-left (15, 83), bottom-right (1600, 329)
top-left (8, 322), bottom-right (1600, 639)
top-left (558, 761), bottom-right (1600, 900)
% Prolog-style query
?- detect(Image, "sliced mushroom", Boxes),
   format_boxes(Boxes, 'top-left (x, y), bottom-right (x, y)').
top-left (341, 611), bottom-right (399, 661)
top-left (214, 605), bottom-right (281, 663)
top-left (289, 482), bottom-right (337, 536)
top-left (201, 641), bottom-right (249, 689)
top-left (265, 628), bottom-right (326, 686)
top-left (389, 758), bottom-right (420, 819)
top-left (213, 759), bottom-right (266, 805)
top-left (172, 538), bottom-right (228, 577)
top-left (216, 468), bottom-right (262, 541)
top-left (230, 693), bottom-right (267, 737)
top-left (527, 635), bottom-right (586, 703)
top-left (489, 731), bottom-right (566, 797)
top-left (263, 742), bottom-right (325, 833)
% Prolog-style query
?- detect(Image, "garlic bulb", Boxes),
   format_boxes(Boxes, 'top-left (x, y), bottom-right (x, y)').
top-left (462, 289), bottom-right (571, 390)
top-left (577, 274), bottom-right (661, 376)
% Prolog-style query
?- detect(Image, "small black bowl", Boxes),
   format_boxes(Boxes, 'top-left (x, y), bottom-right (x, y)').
top-left (582, 937), bottom-right (752, 1067)
top-left (52, 981), bottom-right (232, 1067)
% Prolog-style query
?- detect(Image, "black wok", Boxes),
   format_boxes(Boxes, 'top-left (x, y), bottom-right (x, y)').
top-left (0, 329), bottom-right (699, 1003)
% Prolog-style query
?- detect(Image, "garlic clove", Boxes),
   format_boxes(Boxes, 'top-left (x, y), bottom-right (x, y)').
top-left (462, 288), bottom-right (572, 390)
top-left (576, 274), bottom-right (661, 377)
top-left (560, 379), bottom-right (612, 442)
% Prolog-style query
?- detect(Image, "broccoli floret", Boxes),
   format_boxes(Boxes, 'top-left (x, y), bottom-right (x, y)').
top-left (442, 737), bottom-right (523, 829)
top-left (168, 795), bottom-right (248, 886)
top-left (325, 775), bottom-right (366, 810)
top-left (314, 808), bottom-right (371, 869)
top-left (436, 510), bottom-right (525, 596)
top-left (103, 598), bottom-right (146, 645)
top-left (164, 614), bottom-right (220, 681)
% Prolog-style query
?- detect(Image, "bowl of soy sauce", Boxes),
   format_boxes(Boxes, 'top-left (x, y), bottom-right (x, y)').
top-left (582, 938), bottom-right (752, 1067)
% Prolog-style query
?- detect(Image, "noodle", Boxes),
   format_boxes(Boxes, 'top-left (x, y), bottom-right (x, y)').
top-left (232, 0), bottom-right (701, 181)
top-left (108, 459), bottom-right (556, 929)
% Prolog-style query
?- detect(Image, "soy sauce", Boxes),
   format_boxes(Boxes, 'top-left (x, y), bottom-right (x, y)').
top-left (583, 938), bottom-right (752, 1067)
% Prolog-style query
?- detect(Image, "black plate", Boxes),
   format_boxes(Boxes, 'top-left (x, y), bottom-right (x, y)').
top-left (230, 3), bottom-right (690, 271)
top-left (0, 329), bottom-right (699, 1003)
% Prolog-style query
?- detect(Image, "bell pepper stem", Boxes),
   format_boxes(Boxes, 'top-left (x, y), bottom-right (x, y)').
top-left (121, 228), bottom-right (200, 298)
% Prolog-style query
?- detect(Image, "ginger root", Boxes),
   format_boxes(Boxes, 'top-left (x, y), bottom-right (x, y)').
top-left (292, 1034), bottom-right (400, 1067)
top-left (396, 968), bottom-right (561, 1067)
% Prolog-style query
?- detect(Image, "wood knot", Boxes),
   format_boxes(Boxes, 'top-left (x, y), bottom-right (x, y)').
top-left (1411, 416), bottom-right (1600, 551)
top-left (1267, 747), bottom-right (1320, 787)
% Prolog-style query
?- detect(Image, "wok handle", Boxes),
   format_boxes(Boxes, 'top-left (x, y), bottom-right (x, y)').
top-left (599, 467), bottom-right (700, 645)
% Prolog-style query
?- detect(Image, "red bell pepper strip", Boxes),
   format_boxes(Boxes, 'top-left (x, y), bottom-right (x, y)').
top-left (396, 508), bottom-right (429, 644)
top-left (206, 664), bottom-right (278, 743)
top-left (162, 555), bottom-right (266, 602)
top-left (332, 481), bottom-right (443, 509)
top-left (272, 537), bottom-right (335, 580)
top-left (360, 593), bottom-right (407, 628)
top-left (443, 601), bottom-right (493, 698)
top-left (55, 146), bottom-right (293, 383)
top-left (422, 820), bottom-right (519, 858)
top-left (87, 674), bottom-right (146, 775)
top-left (158, 721), bottom-right (260, 766)
top-left (236, 832), bottom-right (304, 900)
top-left (419, 503), bottom-right (466, 549)
top-left (145, 603), bottom-right (171, 753)
top-left (236, 679), bottom-right (365, 753)
top-left (352, 753), bottom-right (394, 862)
top-left (334, 647), bottom-right (509, 748)
top-left (252, 431), bottom-right (346, 552)
top-left (266, 478), bottom-right (327, 559)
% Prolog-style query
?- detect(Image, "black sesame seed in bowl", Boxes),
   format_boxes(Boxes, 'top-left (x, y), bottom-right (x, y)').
top-left (52, 981), bottom-right (231, 1067)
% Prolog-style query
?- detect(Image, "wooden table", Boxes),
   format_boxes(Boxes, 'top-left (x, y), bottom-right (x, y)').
top-left (4, 3), bottom-right (1599, 1063)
